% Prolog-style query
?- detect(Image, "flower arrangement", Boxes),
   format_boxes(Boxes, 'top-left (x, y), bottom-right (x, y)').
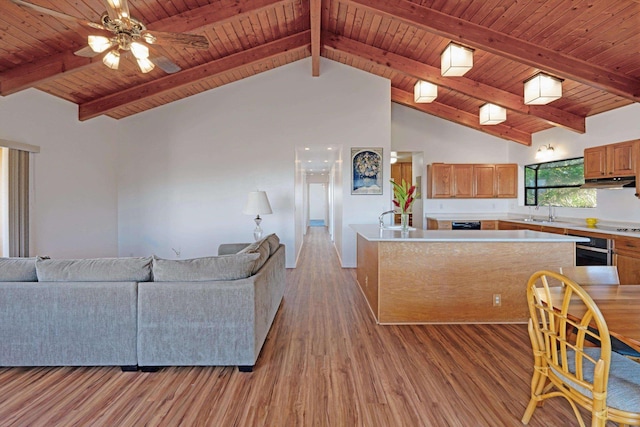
top-left (390, 179), bottom-right (417, 214)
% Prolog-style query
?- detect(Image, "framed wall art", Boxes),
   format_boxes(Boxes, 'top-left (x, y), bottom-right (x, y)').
top-left (351, 148), bottom-right (382, 195)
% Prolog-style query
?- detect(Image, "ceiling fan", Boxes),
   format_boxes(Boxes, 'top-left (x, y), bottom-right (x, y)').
top-left (11, 0), bottom-right (209, 74)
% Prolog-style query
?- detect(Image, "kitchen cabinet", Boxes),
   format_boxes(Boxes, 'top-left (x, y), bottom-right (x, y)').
top-left (614, 235), bottom-right (640, 285)
top-left (496, 164), bottom-right (518, 198)
top-left (473, 165), bottom-right (495, 198)
top-left (391, 162), bottom-right (412, 187)
top-left (428, 163), bottom-right (517, 199)
top-left (584, 140), bottom-right (637, 179)
top-left (481, 220), bottom-right (497, 230)
top-left (427, 218), bottom-right (452, 230)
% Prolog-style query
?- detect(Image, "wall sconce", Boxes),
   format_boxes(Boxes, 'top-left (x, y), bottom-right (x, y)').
top-left (524, 73), bottom-right (563, 105)
top-left (242, 191), bottom-right (273, 240)
top-left (535, 144), bottom-right (555, 160)
top-left (390, 151), bottom-right (398, 164)
top-left (414, 80), bottom-right (438, 103)
top-left (441, 42), bottom-right (474, 77)
top-left (479, 103), bottom-right (506, 125)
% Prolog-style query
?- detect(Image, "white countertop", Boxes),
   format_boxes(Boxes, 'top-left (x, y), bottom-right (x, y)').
top-left (350, 224), bottom-right (590, 243)
top-left (500, 219), bottom-right (640, 238)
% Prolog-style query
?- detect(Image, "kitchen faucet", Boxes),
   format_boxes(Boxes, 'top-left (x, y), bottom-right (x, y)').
top-left (547, 202), bottom-right (555, 222)
top-left (378, 210), bottom-right (395, 228)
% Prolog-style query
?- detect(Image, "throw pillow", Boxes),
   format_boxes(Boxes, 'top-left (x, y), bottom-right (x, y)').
top-left (265, 233), bottom-right (280, 255)
top-left (152, 253), bottom-right (261, 282)
top-left (36, 257), bottom-right (153, 282)
top-left (239, 238), bottom-right (270, 274)
top-left (0, 257), bottom-right (38, 282)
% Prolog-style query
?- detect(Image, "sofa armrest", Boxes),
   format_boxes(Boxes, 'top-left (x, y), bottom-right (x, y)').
top-left (218, 243), bottom-right (251, 255)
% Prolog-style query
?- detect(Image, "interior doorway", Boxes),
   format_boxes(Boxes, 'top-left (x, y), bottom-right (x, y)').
top-left (308, 183), bottom-right (327, 227)
top-left (390, 151), bottom-right (424, 229)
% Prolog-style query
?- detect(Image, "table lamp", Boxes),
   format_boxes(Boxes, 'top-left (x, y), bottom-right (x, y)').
top-left (242, 191), bottom-right (273, 240)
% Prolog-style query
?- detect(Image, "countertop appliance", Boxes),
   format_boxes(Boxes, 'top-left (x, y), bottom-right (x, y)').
top-left (451, 221), bottom-right (481, 230)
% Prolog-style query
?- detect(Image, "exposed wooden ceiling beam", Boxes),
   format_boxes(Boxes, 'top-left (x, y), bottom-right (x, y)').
top-left (391, 87), bottom-right (532, 146)
top-left (79, 31), bottom-right (310, 121)
top-left (324, 33), bottom-right (585, 134)
top-left (310, 0), bottom-right (321, 76)
top-left (346, 0), bottom-right (640, 102)
top-left (0, 0), bottom-right (292, 96)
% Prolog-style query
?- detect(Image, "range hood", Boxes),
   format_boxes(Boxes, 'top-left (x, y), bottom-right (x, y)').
top-left (581, 176), bottom-right (636, 189)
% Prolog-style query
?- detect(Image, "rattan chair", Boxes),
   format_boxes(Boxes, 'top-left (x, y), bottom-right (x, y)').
top-left (522, 270), bottom-right (640, 427)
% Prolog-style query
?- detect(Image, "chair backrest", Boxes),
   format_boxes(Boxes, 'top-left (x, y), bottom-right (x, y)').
top-left (526, 270), bottom-right (612, 416)
top-left (559, 265), bottom-right (620, 286)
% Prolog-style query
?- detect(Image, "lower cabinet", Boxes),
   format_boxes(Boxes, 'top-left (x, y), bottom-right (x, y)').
top-left (614, 236), bottom-right (640, 285)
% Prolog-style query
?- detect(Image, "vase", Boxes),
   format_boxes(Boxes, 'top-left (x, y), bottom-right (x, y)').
top-left (400, 213), bottom-right (410, 232)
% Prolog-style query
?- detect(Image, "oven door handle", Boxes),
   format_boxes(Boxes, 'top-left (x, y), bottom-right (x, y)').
top-left (576, 244), bottom-right (609, 254)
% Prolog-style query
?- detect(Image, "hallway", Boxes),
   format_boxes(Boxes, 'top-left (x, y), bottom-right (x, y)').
top-left (0, 227), bottom-right (583, 426)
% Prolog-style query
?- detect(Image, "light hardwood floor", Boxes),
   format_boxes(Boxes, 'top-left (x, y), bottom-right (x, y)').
top-left (0, 227), bottom-right (598, 426)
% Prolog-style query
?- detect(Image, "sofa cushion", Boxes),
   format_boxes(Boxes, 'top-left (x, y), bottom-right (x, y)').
top-left (238, 238), bottom-right (270, 274)
top-left (0, 257), bottom-right (38, 282)
top-left (152, 253), bottom-right (261, 282)
top-left (36, 257), bottom-right (153, 282)
top-left (265, 233), bottom-right (280, 256)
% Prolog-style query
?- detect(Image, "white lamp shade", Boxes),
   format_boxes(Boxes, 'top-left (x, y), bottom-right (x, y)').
top-left (88, 35), bottom-right (112, 53)
top-left (136, 57), bottom-right (155, 73)
top-left (479, 103), bottom-right (506, 125)
top-left (243, 191), bottom-right (273, 215)
top-left (414, 80), bottom-right (438, 103)
top-left (441, 42), bottom-right (473, 77)
top-left (524, 73), bottom-right (562, 105)
top-left (102, 49), bottom-right (120, 70)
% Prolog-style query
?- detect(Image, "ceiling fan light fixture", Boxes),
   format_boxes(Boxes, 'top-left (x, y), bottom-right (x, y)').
top-left (130, 41), bottom-right (149, 59)
top-left (136, 57), bottom-right (155, 73)
top-left (88, 35), bottom-right (112, 53)
top-left (479, 103), bottom-right (506, 125)
top-left (103, 49), bottom-right (120, 70)
top-left (524, 73), bottom-right (563, 105)
top-left (414, 80), bottom-right (438, 103)
top-left (441, 42), bottom-right (474, 77)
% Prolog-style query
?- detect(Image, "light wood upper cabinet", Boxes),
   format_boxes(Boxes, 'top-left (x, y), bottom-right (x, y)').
top-left (453, 164), bottom-right (474, 198)
top-left (427, 164), bottom-right (453, 198)
top-left (473, 165), bottom-right (495, 198)
top-left (428, 163), bottom-right (517, 199)
top-left (584, 140), bottom-right (637, 179)
top-left (495, 164), bottom-right (518, 198)
top-left (391, 162), bottom-right (412, 187)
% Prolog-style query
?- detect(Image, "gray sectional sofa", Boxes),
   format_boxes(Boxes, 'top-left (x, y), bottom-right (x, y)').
top-left (0, 234), bottom-right (285, 372)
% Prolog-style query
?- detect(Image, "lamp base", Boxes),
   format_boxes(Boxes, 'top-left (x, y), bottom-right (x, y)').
top-left (253, 216), bottom-right (263, 241)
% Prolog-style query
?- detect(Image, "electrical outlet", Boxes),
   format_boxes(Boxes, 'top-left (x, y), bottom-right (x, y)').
top-left (493, 294), bottom-right (501, 307)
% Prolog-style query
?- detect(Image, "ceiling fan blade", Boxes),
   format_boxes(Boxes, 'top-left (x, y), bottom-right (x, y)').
top-left (151, 56), bottom-right (181, 74)
top-left (11, 0), bottom-right (105, 30)
top-left (104, 0), bottom-right (130, 20)
top-left (141, 30), bottom-right (209, 50)
top-left (74, 45), bottom-right (101, 58)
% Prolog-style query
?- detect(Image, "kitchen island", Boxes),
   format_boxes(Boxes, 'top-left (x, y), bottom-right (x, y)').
top-left (351, 224), bottom-right (588, 324)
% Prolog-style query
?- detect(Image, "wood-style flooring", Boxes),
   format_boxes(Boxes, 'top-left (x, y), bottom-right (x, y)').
top-left (0, 227), bottom-right (596, 426)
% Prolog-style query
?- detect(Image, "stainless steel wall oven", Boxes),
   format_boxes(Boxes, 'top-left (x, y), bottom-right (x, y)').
top-left (569, 234), bottom-right (613, 266)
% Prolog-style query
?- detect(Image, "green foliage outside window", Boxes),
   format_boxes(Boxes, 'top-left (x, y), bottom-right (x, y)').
top-left (525, 158), bottom-right (596, 208)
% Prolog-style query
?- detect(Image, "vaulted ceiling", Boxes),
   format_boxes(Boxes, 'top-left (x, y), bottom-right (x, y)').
top-left (1, 0), bottom-right (639, 146)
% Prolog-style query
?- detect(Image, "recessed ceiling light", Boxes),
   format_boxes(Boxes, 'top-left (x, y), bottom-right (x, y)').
top-left (304, 147), bottom-right (310, 151)
top-left (327, 147), bottom-right (332, 150)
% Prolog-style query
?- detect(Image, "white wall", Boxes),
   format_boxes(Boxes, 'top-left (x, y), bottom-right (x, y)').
top-left (0, 89), bottom-right (118, 258)
top-left (508, 103), bottom-right (640, 223)
top-left (117, 58), bottom-right (390, 267)
top-left (391, 103), bottom-right (512, 217)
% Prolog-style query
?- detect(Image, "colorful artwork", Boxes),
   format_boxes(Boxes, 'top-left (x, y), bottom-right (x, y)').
top-left (351, 148), bottom-right (382, 195)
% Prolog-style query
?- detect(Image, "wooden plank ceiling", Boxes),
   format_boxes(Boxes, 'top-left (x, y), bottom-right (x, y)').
top-left (1, 0), bottom-right (638, 145)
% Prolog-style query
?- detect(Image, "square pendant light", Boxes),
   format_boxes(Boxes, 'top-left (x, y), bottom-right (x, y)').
top-left (524, 73), bottom-right (563, 105)
top-left (414, 80), bottom-right (438, 103)
top-left (479, 103), bottom-right (506, 125)
top-left (441, 42), bottom-right (474, 77)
